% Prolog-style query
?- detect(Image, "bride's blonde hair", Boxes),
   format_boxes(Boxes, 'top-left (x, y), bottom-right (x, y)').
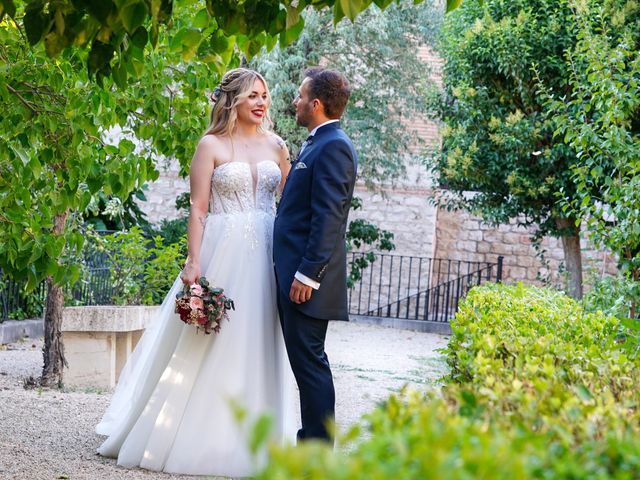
top-left (205, 68), bottom-right (273, 137)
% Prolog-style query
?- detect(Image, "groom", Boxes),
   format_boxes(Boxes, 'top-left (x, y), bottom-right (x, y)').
top-left (273, 67), bottom-right (357, 442)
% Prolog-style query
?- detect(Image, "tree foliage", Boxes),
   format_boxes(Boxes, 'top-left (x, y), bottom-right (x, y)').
top-left (0, 0), bottom-right (412, 86)
top-left (430, 0), bottom-right (598, 297)
top-left (433, 0), bottom-right (580, 234)
top-left (545, 0), bottom-right (640, 314)
top-left (0, 3), bottom-right (222, 385)
top-left (253, 0), bottom-right (441, 184)
top-left (0, 6), bottom-right (222, 291)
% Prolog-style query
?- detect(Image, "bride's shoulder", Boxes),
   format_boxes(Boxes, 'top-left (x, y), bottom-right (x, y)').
top-left (266, 132), bottom-right (288, 154)
top-left (198, 133), bottom-right (226, 150)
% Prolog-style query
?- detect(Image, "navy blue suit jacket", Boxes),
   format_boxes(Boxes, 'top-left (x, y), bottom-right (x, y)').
top-left (273, 122), bottom-right (358, 320)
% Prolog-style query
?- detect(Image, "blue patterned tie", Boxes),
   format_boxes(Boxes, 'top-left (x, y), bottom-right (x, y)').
top-left (296, 134), bottom-right (313, 160)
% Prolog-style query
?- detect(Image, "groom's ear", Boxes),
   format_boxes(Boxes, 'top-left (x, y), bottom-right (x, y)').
top-left (312, 98), bottom-right (324, 114)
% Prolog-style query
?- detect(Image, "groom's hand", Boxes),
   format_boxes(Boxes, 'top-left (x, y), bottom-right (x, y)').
top-left (290, 279), bottom-right (313, 304)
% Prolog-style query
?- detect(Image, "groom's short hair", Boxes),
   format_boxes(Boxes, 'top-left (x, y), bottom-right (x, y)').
top-left (304, 67), bottom-right (351, 119)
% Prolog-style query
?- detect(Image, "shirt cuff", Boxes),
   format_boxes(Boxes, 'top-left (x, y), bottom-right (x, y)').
top-left (295, 271), bottom-right (321, 290)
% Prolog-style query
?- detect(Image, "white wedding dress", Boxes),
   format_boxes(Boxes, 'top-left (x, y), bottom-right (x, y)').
top-left (96, 160), bottom-right (296, 477)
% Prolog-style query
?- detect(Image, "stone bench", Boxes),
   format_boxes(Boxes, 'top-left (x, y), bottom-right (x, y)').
top-left (62, 305), bottom-right (159, 389)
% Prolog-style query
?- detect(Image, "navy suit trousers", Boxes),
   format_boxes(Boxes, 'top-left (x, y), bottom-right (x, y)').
top-left (277, 289), bottom-right (335, 443)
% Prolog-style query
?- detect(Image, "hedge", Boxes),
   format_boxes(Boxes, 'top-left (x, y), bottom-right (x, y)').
top-left (256, 283), bottom-right (640, 479)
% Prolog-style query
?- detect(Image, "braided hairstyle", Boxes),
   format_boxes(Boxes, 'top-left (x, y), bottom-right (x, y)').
top-left (205, 68), bottom-right (273, 137)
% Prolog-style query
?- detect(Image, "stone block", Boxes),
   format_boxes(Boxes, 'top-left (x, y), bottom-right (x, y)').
top-left (514, 255), bottom-right (538, 268)
top-left (477, 242), bottom-right (491, 254)
top-left (483, 231), bottom-right (504, 243)
top-left (490, 242), bottom-right (515, 255)
top-left (508, 266), bottom-right (528, 280)
top-left (62, 305), bottom-right (160, 389)
top-left (0, 319), bottom-right (43, 344)
top-left (458, 240), bottom-right (478, 253)
top-left (502, 232), bottom-right (522, 245)
top-left (465, 230), bottom-right (484, 241)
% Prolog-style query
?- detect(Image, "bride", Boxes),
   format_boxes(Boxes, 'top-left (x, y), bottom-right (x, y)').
top-left (96, 68), bottom-right (296, 477)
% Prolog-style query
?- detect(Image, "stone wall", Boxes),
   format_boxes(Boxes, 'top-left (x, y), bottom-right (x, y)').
top-left (139, 158), bottom-right (189, 223)
top-left (432, 207), bottom-right (617, 287)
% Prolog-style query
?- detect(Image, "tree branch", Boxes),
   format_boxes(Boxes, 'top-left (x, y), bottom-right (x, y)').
top-left (6, 84), bottom-right (38, 114)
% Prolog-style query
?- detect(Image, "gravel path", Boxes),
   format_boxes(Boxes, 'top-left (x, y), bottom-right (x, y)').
top-left (0, 322), bottom-right (448, 480)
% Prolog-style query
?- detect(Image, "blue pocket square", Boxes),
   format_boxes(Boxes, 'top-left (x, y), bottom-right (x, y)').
top-left (294, 162), bottom-right (307, 170)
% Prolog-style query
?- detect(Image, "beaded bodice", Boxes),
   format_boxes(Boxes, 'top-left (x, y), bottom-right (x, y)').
top-left (210, 161), bottom-right (280, 215)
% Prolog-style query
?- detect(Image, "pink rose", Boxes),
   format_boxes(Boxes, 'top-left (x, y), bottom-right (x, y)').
top-left (190, 296), bottom-right (204, 310)
top-left (190, 284), bottom-right (204, 296)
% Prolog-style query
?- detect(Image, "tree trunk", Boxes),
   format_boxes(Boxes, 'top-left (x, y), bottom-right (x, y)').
top-left (630, 267), bottom-right (639, 319)
top-left (41, 280), bottom-right (67, 387)
top-left (41, 211), bottom-right (69, 388)
top-left (556, 217), bottom-right (583, 300)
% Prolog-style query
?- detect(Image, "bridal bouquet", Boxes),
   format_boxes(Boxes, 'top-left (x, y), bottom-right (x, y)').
top-left (175, 277), bottom-right (234, 334)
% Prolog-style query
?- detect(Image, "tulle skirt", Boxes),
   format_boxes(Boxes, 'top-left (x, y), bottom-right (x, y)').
top-left (96, 211), bottom-right (296, 477)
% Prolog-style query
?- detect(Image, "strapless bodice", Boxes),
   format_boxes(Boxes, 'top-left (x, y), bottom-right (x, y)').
top-left (210, 161), bottom-right (280, 216)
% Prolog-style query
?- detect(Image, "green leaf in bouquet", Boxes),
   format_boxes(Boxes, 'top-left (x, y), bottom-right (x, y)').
top-left (211, 287), bottom-right (223, 295)
top-left (199, 276), bottom-right (209, 287)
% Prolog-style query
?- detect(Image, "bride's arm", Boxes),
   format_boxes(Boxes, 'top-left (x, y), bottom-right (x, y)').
top-left (181, 136), bottom-right (217, 285)
top-left (274, 135), bottom-right (291, 195)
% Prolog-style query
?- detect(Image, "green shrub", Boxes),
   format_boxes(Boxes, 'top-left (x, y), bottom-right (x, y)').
top-left (77, 227), bottom-right (187, 306)
top-left (583, 273), bottom-right (640, 321)
top-left (1, 276), bottom-right (44, 320)
top-left (256, 283), bottom-right (640, 479)
top-left (85, 228), bottom-right (149, 305)
top-left (147, 217), bottom-right (188, 248)
top-left (141, 234), bottom-right (187, 305)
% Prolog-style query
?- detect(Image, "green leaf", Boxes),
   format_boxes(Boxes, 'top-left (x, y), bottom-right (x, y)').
top-left (170, 27), bottom-right (201, 53)
top-left (112, 59), bottom-right (128, 89)
top-left (23, 2), bottom-right (49, 46)
top-left (87, 0), bottom-right (115, 25)
top-left (120, 1), bottom-right (148, 35)
top-left (44, 31), bottom-right (66, 57)
top-left (249, 415), bottom-right (273, 454)
top-left (574, 384), bottom-right (594, 403)
top-left (10, 145), bottom-right (29, 165)
top-left (279, 16), bottom-right (304, 47)
top-left (446, 0), bottom-right (463, 12)
top-left (181, 29), bottom-right (202, 48)
top-left (0, 0), bottom-right (17, 20)
top-left (87, 40), bottom-right (115, 78)
top-left (192, 8), bottom-right (210, 29)
top-left (208, 29), bottom-right (230, 52)
top-left (338, 0), bottom-right (366, 22)
top-left (130, 26), bottom-right (148, 49)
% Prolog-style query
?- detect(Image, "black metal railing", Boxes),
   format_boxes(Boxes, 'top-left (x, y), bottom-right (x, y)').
top-left (348, 253), bottom-right (503, 323)
top-left (0, 240), bottom-right (118, 321)
top-left (3, 248), bottom-right (503, 324)
top-left (0, 273), bottom-right (47, 322)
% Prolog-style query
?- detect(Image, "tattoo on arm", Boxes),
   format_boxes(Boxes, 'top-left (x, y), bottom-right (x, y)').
top-left (276, 138), bottom-right (285, 150)
top-left (198, 215), bottom-right (207, 228)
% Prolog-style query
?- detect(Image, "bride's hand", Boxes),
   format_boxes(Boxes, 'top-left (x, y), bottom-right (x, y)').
top-left (180, 260), bottom-right (201, 286)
